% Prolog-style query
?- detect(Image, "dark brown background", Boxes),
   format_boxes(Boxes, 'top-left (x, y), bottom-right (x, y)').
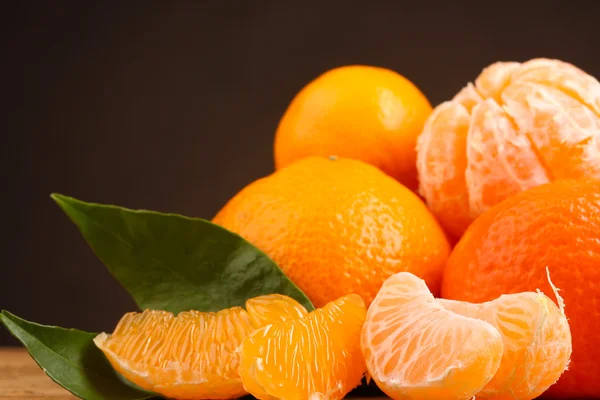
top-left (3, 1), bottom-right (600, 346)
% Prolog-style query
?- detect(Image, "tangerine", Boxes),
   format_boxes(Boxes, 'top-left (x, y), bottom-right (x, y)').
top-left (442, 178), bottom-right (600, 398)
top-left (274, 65), bottom-right (433, 190)
top-left (417, 58), bottom-right (600, 238)
top-left (212, 156), bottom-right (450, 308)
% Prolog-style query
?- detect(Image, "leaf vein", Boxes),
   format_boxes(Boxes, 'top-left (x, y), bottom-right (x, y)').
top-left (77, 206), bottom-right (219, 307)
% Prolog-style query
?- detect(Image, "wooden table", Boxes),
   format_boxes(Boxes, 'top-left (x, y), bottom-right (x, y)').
top-left (0, 348), bottom-right (76, 399)
top-left (0, 347), bottom-right (385, 399)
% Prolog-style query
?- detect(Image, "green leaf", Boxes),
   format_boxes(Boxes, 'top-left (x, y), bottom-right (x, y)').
top-left (0, 311), bottom-right (156, 400)
top-left (51, 193), bottom-right (314, 313)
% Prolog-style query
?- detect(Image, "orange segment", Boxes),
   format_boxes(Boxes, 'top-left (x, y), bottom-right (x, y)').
top-left (465, 98), bottom-right (549, 215)
top-left (94, 294), bottom-right (308, 400)
top-left (511, 58), bottom-right (600, 116)
top-left (502, 81), bottom-right (600, 180)
top-left (453, 82), bottom-right (483, 110)
top-left (440, 285), bottom-right (572, 400)
top-left (416, 102), bottom-right (472, 238)
top-left (473, 61), bottom-right (520, 102)
top-left (245, 293), bottom-right (309, 327)
top-left (361, 272), bottom-right (503, 400)
top-left (239, 294), bottom-right (367, 399)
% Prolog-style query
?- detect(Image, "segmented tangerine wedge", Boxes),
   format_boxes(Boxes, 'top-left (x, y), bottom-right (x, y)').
top-left (439, 272), bottom-right (572, 400)
top-left (94, 294), bottom-right (308, 400)
top-left (239, 294), bottom-right (367, 399)
top-left (361, 272), bottom-right (504, 400)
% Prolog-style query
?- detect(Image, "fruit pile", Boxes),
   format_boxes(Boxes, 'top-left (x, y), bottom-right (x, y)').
top-left (2, 58), bottom-right (599, 400)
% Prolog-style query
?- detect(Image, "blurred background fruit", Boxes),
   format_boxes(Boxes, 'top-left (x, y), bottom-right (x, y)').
top-left (274, 65), bottom-right (432, 191)
top-left (213, 156), bottom-right (450, 308)
top-left (417, 58), bottom-right (600, 239)
top-left (441, 178), bottom-right (600, 398)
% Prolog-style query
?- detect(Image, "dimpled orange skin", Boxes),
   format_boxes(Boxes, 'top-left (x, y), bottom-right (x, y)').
top-left (213, 156), bottom-right (450, 308)
top-left (442, 179), bottom-right (600, 398)
top-left (274, 65), bottom-right (433, 190)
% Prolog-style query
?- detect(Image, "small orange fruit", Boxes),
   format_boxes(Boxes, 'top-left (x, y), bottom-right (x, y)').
top-left (361, 272), bottom-right (504, 400)
top-left (239, 294), bottom-right (367, 399)
top-left (94, 294), bottom-right (307, 399)
top-left (439, 273), bottom-right (572, 400)
top-left (442, 178), bottom-right (600, 398)
top-left (274, 65), bottom-right (433, 190)
top-left (212, 156), bottom-right (450, 308)
top-left (417, 58), bottom-right (600, 239)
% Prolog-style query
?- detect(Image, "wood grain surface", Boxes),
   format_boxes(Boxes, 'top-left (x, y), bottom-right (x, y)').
top-left (0, 348), bottom-right (76, 399)
top-left (0, 347), bottom-right (385, 399)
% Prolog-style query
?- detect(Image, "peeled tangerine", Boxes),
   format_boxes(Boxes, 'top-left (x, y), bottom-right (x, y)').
top-left (416, 58), bottom-right (600, 239)
top-left (361, 272), bottom-right (571, 400)
top-left (239, 294), bottom-right (367, 399)
top-left (94, 294), bottom-right (308, 400)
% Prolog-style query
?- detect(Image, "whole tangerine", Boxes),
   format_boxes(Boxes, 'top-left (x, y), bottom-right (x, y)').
top-left (213, 156), bottom-right (450, 308)
top-left (274, 65), bottom-right (433, 190)
top-left (442, 178), bottom-right (600, 398)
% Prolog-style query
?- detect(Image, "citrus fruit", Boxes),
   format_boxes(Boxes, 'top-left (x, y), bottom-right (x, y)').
top-left (361, 272), bottom-right (504, 400)
top-left (416, 58), bottom-right (600, 239)
top-left (212, 156), bottom-right (450, 308)
top-left (439, 272), bottom-right (572, 400)
top-left (274, 65), bottom-right (432, 190)
top-left (239, 293), bottom-right (367, 399)
top-left (442, 178), bottom-right (600, 398)
top-left (93, 294), bottom-right (308, 399)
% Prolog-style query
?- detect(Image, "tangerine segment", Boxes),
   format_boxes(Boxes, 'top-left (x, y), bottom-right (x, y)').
top-left (94, 294), bottom-right (308, 400)
top-left (239, 294), bottom-right (367, 400)
top-left (361, 272), bottom-right (503, 400)
top-left (415, 102), bottom-right (472, 240)
top-left (501, 81), bottom-right (600, 180)
top-left (246, 293), bottom-right (309, 327)
top-left (511, 58), bottom-right (600, 115)
top-left (473, 62), bottom-right (520, 102)
top-left (439, 288), bottom-right (572, 400)
top-left (465, 98), bottom-right (549, 215)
